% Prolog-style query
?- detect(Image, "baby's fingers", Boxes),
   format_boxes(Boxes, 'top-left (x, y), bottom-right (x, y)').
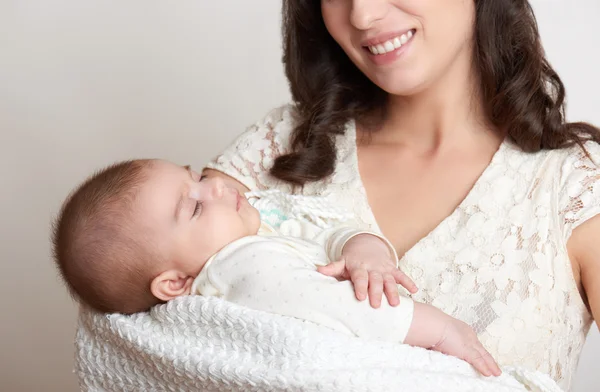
top-left (368, 271), bottom-right (384, 308)
top-left (466, 346), bottom-right (501, 377)
top-left (480, 348), bottom-right (502, 377)
top-left (392, 269), bottom-right (418, 294)
top-left (465, 348), bottom-right (493, 377)
top-left (317, 258), bottom-right (347, 280)
top-left (350, 268), bottom-right (369, 301)
top-left (383, 275), bottom-right (400, 307)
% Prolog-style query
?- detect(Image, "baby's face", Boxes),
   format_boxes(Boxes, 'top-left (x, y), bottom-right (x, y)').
top-left (137, 160), bottom-right (261, 276)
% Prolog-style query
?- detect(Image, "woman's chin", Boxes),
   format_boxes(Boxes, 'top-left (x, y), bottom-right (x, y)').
top-left (365, 69), bottom-right (429, 98)
top-left (378, 79), bottom-right (429, 99)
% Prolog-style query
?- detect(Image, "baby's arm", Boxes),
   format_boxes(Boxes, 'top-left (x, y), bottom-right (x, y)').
top-left (297, 222), bottom-right (418, 305)
top-left (323, 231), bottom-right (418, 306)
top-left (406, 301), bottom-right (501, 377)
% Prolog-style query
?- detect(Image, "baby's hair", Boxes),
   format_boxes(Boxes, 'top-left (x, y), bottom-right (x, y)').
top-left (51, 159), bottom-right (164, 314)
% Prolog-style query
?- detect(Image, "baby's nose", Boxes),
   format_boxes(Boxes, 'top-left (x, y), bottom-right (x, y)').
top-left (210, 177), bottom-right (225, 198)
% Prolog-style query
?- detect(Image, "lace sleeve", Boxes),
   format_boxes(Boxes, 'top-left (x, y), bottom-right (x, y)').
top-left (558, 142), bottom-right (600, 240)
top-left (204, 105), bottom-right (297, 192)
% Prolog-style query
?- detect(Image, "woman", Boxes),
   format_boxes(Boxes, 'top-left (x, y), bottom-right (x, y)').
top-left (203, 1), bottom-right (600, 390)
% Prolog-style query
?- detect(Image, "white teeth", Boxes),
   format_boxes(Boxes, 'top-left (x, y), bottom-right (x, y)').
top-left (367, 30), bottom-right (414, 55)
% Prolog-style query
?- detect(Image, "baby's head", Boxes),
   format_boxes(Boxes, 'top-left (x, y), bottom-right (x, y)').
top-left (52, 159), bottom-right (261, 314)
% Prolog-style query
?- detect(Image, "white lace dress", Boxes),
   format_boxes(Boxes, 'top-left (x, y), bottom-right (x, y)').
top-left (206, 105), bottom-right (598, 391)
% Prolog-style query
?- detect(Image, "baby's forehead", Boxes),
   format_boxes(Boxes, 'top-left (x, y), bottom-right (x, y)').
top-left (152, 159), bottom-right (192, 176)
top-left (128, 197), bottom-right (162, 239)
top-left (133, 162), bottom-right (187, 220)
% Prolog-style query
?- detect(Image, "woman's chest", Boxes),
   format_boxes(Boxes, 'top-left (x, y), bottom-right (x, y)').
top-left (356, 144), bottom-right (502, 257)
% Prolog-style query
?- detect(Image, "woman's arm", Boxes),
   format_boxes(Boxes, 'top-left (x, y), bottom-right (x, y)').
top-left (568, 215), bottom-right (600, 325)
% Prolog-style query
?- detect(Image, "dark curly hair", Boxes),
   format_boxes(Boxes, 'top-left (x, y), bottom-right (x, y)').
top-left (271, 0), bottom-right (600, 185)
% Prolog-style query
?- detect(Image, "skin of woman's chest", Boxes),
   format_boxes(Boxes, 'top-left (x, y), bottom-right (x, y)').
top-left (357, 143), bottom-right (493, 257)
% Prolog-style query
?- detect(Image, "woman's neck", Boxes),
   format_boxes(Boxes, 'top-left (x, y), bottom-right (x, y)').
top-left (369, 56), bottom-right (499, 154)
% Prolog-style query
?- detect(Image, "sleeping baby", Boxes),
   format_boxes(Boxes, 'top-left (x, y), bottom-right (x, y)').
top-left (52, 158), bottom-right (501, 377)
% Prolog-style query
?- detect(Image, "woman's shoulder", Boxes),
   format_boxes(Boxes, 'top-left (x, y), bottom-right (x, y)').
top-left (548, 141), bottom-right (600, 183)
top-left (523, 141), bottom-right (600, 232)
top-left (553, 141), bottom-right (600, 240)
top-left (564, 140), bottom-right (600, 165)
top-left (554, 141), bottom-right (600, 203)
top-left (261, 103), bottom-right (298, 125)
top-left (232, 103), bottom-right (300, 156)
top-left (498, 140), bottom-right (600, 213)
top-left (205, 103), bottom-right (358, 192)
top-left (252, 103), bottom-right (299, 137)
top-left (504, 139), bottom-right (600, 176)
top-left (204, 104), bottom-right (300, 191)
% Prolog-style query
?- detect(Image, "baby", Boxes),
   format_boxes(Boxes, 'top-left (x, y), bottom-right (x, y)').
top-left (52, 158), bottom-right (501, 377)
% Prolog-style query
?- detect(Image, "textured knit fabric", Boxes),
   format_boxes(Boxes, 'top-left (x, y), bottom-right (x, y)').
top-left (205, 104), bottom-right (599, 390)
top-left (75, 296), bottom-right (564, 391)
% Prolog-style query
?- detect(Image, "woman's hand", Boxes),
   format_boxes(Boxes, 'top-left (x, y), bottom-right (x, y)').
top-left (317, 234), bottom-right (418, 308)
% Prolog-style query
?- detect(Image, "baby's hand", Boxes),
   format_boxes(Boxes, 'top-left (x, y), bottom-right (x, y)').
top-left (317, 234), bottom-right (417, 308)
top-left (433, 318), bottom-right (502, 377)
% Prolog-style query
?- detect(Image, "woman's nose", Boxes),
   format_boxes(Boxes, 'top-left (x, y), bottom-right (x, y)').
top-left (350, 0), bottom-right (386, 30)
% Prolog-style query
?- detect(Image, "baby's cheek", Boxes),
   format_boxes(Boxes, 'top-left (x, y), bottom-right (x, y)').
top-left (250, 209), bottom-right (261, 233)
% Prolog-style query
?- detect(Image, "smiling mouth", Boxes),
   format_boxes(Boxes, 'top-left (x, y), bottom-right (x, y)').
top-left (364, 29), bottom-right (416, 55)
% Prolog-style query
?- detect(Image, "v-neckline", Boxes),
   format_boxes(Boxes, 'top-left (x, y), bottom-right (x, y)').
top-left (348, 120), bottom-right (507, 262)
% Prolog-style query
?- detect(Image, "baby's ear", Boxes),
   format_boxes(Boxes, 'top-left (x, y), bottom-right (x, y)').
top-left (150, 270), bottom-right (194, 301)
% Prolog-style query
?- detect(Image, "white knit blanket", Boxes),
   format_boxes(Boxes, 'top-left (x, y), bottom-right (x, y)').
top-left (74, 296), bottom-right (563, 392)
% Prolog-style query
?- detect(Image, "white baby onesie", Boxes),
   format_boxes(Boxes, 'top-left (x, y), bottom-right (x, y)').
top-left (191, 220), bottom-right (415, 343)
